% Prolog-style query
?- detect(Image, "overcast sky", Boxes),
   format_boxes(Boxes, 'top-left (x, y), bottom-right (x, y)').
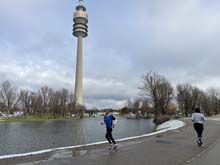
top-left (1, 0), bottom-right (220, 109)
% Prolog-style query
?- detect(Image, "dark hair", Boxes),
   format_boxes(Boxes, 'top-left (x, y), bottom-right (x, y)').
top-left (105, 110), bottom-right (110, 115)
top-left (195, 107), bottom-right (201, 113)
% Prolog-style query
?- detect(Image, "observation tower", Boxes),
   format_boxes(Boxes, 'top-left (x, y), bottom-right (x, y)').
top-left (73, 0), bottom-right (88, 107)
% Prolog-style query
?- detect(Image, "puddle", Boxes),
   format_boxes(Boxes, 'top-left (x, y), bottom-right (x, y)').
top-left (72, 150), bottom-right (88, 156)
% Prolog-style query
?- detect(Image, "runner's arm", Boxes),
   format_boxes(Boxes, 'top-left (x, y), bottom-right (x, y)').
top-left (191, 114), bottom-right (194, 122)
top-left (112, 115), bottom-right (117, 127)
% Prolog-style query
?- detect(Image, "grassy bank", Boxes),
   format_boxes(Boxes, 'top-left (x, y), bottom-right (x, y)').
top-left (0, 114), bottom-right (76, 122)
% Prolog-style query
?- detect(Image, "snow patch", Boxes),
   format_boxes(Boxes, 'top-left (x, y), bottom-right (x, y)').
top-left (207, 117), bottom-right (220, 121)
top-left (156, 120), bottom-right (185, 131)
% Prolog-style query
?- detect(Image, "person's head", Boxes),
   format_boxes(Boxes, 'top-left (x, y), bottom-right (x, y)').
top-left (195, 107), bottom-right (201, 113)
top-left (105, 110), bottom-right (110, 115)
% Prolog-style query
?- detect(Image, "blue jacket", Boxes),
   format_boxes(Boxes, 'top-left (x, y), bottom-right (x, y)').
top-left (104, 114), bottom-right (116, 129)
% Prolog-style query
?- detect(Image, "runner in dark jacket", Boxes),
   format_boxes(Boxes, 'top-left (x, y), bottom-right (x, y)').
top-left (102, 110), bottom-right (117, 149)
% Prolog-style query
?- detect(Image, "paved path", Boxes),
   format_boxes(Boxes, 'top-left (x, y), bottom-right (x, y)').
top-left (187, 129), bottom-right (220, 165)
top-left (2, 119), bottom-right (220, 165)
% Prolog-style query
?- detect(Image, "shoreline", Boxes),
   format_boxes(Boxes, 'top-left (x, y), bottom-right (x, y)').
top-left (0, 116), bottom-right (97, 122)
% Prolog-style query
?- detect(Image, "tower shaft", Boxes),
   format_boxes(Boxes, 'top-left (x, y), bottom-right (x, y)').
top-left (74, 36), bottom-right (83, 105)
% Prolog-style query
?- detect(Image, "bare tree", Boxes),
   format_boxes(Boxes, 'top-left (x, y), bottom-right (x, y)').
top-left (68, 92), bottom-right (75, 115)
top-left (20, 89), bottom-right (33, 115)
top-left (125, 99), bottom-right (134, 114)
top-left (50, 90), bottom-right (61, 118)
top-left (133, 98), bottom-right (141, 118)
top-left (177, 84), bottom-right (204, 117)
top-left (158, 81), bottom-right (174, 115)
top-left (49, 88), bottom-right (69, 118)
top-left (59, 88), bottom-right (68, 117)
top-left (39, 86), bottom-right (53, 118)
top-left (139, 72), bottom-right (173, 121)
top-left (28, 92), bottom-right (41, 115)
top-left (133, 99), bottom-right (140, 110)
top-left (191, 86), bottom-right (204, 112)
top-left (206, 88), bottom-right (220, 115)
top-left (140, 98), bottom-right (151, 116)
top-left (200, 93), bottom-right (212, 116)
top-left (176, 83), bottom-right (192, 117)
top-left (126, 99), bottom-right (133, 109)
top-left (0, 80), bottom-right (20, 117)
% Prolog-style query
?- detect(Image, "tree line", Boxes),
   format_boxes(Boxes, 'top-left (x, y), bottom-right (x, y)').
top-left (0, 80), bottom-right (81, 118)
top-left (135, 72), bottom-right (220, 123)
top-left (1, 72), bottom-right (220, 120)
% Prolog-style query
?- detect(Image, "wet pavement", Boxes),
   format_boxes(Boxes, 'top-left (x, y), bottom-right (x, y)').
top-left (187, 132), bottom-right (220, 165)
top-left (2, 119), bottom-right (220, 165)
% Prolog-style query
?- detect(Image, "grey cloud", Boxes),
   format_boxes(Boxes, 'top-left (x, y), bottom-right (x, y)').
top-left (84, 78), bottom-right (137, 100)
top-left (85, 98), bottom-right (127, 110)
top-left (87, 0), bottom-right (220, 86)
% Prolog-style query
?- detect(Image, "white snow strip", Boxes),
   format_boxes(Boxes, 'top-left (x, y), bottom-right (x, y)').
top-left (0, 120), bottom-right (185, 160)
top-left (156, 120), bottom-right (185, 131)
top-left (207, 117), bottom-right (220, 121)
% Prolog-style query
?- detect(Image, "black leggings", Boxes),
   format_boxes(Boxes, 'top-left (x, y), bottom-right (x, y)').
top-left (194, 123), bottom-right (204, 139)
top-left (105, 128), bottom-right (116, 144)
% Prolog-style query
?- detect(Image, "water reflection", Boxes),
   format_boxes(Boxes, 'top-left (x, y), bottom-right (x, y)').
top-left (72, 150), bottom-right (88, 157)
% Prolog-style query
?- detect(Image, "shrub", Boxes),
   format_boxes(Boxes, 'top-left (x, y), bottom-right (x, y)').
top-left (154, 115), bottom-right (170, 125)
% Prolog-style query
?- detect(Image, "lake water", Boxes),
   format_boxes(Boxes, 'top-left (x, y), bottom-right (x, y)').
top-left (0, 117), bottom-right (155, 156)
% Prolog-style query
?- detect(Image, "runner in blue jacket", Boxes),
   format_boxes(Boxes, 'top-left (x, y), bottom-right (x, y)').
top-left (102, 110), bottom-right (117, 149)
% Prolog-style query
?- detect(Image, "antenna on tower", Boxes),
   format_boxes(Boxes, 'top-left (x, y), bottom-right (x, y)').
top-left (79, 0), bottom-right (84, 5)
